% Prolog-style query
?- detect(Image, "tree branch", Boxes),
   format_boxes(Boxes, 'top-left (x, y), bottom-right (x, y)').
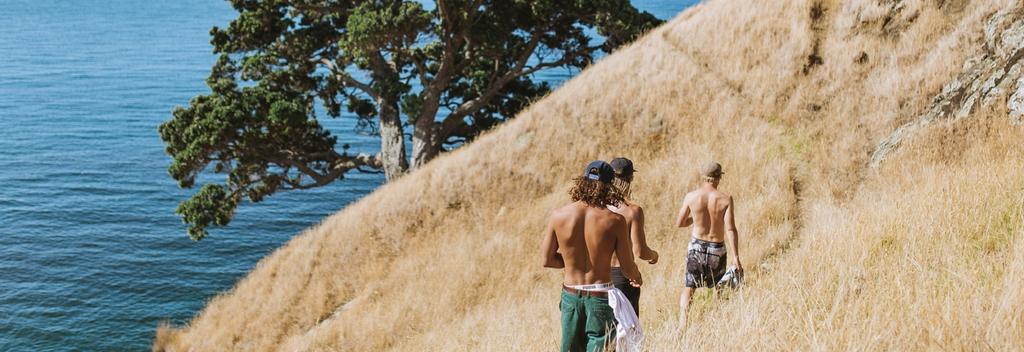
top-left (412, 0), bottom-right (483, 126)
top-left (412, 52), bottom-right (431, 87)
top-left (321, 58), bottom-right (380, 101)
top-left (274, 151), bottom-right (381, 190)
top-left (437, 29), bottom-right (545, 136)
top-left (425, 0), bottom-right (484, 93)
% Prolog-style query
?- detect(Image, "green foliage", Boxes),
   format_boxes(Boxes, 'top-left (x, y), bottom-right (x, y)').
top-left (161, 0), bottom-right (662, 240)
top-left (176, 184), bottom-right (240, 241)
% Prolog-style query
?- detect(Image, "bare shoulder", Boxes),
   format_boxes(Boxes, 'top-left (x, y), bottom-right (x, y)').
top-left (549, 203), bottom-right (576, 223)
top-left (710, 188), bottom-right (731, 199)
top-left (716, 192), bottom-right (735, 208)
top-left (682, 190), bottom-right (698, 205)
top-left (626, 202), bottom-right (643, 212)
top-left (611, 202), bottom-right (641, 218)
top-left (627, 203), bottom-right (644, 219)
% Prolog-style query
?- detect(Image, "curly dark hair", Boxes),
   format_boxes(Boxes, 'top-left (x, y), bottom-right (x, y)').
top-left (569, 176), bottom-right (623, 207)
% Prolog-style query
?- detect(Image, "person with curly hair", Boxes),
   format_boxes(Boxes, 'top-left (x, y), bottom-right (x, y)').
top-left (541, 160), bottom-right (643, 352)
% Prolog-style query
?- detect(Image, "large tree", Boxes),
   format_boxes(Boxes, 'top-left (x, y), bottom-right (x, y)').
top-left (160, 0), bottom-right (661, 240)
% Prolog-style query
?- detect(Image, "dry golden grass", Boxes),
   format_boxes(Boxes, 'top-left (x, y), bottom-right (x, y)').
top-left (154, 0), bottom-right (1024, 350)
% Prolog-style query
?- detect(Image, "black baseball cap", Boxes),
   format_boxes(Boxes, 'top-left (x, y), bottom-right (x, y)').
top-left (609, 157), bottom-right (635, 179)
top-left (582, 160), bottom-right (615, 184)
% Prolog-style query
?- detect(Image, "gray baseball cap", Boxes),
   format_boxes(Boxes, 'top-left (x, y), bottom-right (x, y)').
top-left (700, 161), bottom-right (724, 178)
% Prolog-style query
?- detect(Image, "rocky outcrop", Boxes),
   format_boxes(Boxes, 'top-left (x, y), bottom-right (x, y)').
top-left (870, 10), bottom-right (1024, 168)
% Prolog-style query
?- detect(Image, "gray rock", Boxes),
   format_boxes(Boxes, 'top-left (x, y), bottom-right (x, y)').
top-left (869, 10), bottom-right (1024, 167)
top-left (1009, 77), bottom-right (1024, 125)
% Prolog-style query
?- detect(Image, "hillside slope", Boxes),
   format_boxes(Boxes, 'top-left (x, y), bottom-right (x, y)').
top-left (155, 0), bottom-right (1024, 350)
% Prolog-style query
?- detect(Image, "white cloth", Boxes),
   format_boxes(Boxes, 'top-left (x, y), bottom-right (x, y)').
top-left (606, 288), bottom-right (644, 351)
top-left (566, 283), bottom-right (644, 351)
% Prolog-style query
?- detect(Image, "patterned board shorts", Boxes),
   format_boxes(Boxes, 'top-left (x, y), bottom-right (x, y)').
top-left (685, 237), bottom-right (728, 288)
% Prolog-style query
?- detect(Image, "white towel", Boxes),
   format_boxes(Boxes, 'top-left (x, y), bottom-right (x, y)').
top-left (606, 288), bottom-right (643, 351)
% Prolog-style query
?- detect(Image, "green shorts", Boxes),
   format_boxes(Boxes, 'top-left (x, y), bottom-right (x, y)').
top-left (560, 289), bottom-right (616, 352)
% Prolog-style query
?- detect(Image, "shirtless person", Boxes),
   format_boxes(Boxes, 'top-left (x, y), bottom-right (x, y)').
top-left (541, 160), bottom-right (643, 352)
top-left (675, 161), bottom-right (742, 328)
top-left (607, 157), bottom-right (659, 317)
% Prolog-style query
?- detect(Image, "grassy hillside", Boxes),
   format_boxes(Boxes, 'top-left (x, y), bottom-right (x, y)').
top-left (154, 0), bottom-right (1024, 350)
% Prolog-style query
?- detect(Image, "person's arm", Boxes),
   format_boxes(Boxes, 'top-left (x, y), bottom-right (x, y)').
top-left (630, 207), bottom-right (658, 264)
top-left (540, 215), bottom-right (564, 268)
top-left (614, 216), bottom-right (643, 287)
top-left (675, 194), bottom-right (693, 227)
top-left (724, 196), bottom-right (742, 271)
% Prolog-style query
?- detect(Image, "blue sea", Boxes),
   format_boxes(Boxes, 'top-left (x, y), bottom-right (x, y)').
top-left (0, 1), bottom-right (694, 350)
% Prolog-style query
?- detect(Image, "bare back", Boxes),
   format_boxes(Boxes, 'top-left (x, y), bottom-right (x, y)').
top-left (678, 185), bottom-right (733, 243)
top-left (608, 202), bottom-right (640, 267)
top-left (541, 201), bottom-right (637, 285)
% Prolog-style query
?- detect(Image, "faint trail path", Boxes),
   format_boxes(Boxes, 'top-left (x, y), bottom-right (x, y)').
top-left (655, 7), bottom-right (818, 282)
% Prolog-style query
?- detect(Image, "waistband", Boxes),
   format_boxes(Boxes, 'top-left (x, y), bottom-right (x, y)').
top-left (565, 286), bottom-right (602, 296)
top-left (565, 282), bottom-right (614, 291)
top-left (689, 236), bottom-right (725, 247)
top-left (563, 282), bottom-right (613, 298)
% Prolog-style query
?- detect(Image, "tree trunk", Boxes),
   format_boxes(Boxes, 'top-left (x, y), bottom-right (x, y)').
top-left (410, 118), bottom-right (439, 169)
top-left (378, 100), bottom-right (408, 181)
top-left (410, 76), bottom-right (448, 169)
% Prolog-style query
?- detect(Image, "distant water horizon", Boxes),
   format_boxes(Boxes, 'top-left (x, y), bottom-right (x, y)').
top-left (0, 1), bottom-right (696, 350)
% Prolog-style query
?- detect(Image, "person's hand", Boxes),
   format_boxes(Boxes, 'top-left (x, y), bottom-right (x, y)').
top-left (647, 250), bottom-right (659, 265)
top-left (732, 259), bottom-right (743, 273)
top-left (629, 275), bottom-right (643, 287)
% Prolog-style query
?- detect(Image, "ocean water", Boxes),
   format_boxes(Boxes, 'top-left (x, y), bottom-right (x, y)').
top-left (0, 1), bottom-right (695, 350)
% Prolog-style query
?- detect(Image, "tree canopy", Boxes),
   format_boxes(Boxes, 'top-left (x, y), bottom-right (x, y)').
top-left (160, 0), bottom-right (662, 240)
